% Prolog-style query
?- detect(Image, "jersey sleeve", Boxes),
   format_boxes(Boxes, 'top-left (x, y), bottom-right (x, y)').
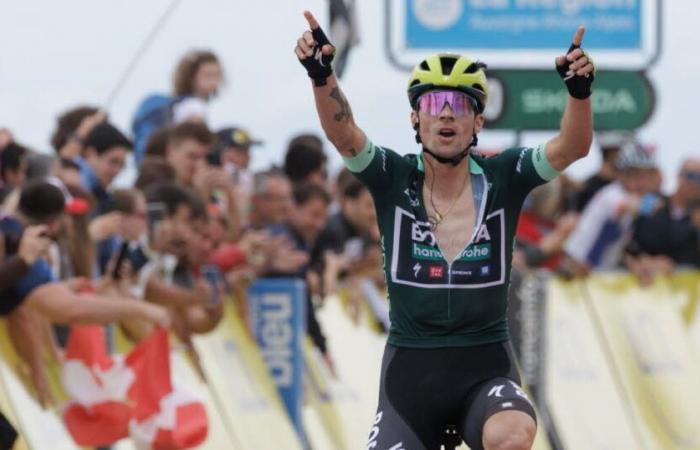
top-left (342, 139), bottom-right (402, 197)
top-left (494, 144), bottom-right (559, 193)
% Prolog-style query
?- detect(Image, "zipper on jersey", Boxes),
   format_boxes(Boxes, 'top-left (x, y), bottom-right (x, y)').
top-left (447, 262), bottom-right (452, 319)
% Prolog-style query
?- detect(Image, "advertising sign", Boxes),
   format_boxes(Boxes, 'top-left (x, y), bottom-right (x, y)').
top-left (484, 69), bottom-right (654, 130)
top-left (386, 0), bottom-right (660, 69)
top-left (249, 279), bottom-right (307, 445)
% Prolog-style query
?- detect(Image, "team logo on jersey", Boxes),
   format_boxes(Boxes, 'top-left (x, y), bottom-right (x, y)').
top-left (459, 243), bottom-right (491, 261)
top-left (391, 207), bottom-right (506, 288)
top-left (413, 262), bottom-right (422, 278)
top-left (412, 243), bottom-right (443, 260)
top-left (429, 266), bottom-right (444, 278)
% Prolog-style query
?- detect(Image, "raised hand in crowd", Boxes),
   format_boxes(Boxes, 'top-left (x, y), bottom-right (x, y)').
top-left (17, 225), bottom-right (52, 265)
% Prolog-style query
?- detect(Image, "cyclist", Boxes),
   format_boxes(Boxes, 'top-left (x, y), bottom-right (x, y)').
top-left (295, 11), bottom-right (594, 450)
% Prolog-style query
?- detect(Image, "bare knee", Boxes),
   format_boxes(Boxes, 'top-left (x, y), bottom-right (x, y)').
top-left (482, 411), bottom-right (536, 450)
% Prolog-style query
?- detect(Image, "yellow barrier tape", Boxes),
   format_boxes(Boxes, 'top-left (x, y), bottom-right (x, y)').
top-left (192, 297), bottom-right (303, 449)
top-left (586, 273), bottom-right (700, 450)
top-left (545, 277), bottom-right (642, 450)
top-left (0, 320), bottom-right (78, 450)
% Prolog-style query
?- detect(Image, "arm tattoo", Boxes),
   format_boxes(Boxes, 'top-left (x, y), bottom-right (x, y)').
top-left (329, 87), bottom-right (353, 122)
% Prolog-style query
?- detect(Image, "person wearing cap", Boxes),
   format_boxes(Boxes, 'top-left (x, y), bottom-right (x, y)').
top-left (296, 10), bottom-right (595, 450)
top-left (565, 140), bottom-right (658, 272)
top-left (214, 126), bottom-right (262, 198)
top-left (216, 126), bottom-right (262, 170)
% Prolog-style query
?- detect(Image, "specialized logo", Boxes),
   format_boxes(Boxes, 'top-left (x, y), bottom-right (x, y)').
top-left (413, 262), bottom-right (422, 278)
top-left (488, 385), bottom-right (505, 398)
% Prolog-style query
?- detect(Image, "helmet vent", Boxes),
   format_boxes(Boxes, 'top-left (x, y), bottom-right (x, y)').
top-left (420, 60), bottom-right (430, 71)
top-left (473, 83), bottom-right (485, 93)
top-left (440, 56), bottom-right (458, 75)
top-left (464, 63), bottom-right (479, 74)
top-left (409, 80), bottom-right (421, 88)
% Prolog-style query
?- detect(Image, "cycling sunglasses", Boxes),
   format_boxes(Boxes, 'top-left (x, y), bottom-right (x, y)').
top-left (418, 90), bottom-right (477, 118)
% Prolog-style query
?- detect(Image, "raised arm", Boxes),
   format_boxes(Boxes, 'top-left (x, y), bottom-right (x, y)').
top-left (296, 11), bottom-right (366, 157)
top-left (545, 26), bottom-right (595, 171)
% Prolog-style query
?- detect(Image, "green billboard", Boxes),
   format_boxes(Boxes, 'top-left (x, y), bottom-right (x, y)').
top-left (486, 70), bottom-right (655, 131)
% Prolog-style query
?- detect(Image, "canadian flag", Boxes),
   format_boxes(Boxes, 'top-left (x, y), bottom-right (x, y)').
top-left (62, 327), bottom-right (208, 449)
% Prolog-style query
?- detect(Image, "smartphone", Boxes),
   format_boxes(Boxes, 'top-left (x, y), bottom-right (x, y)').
top-left (112, 241), bottom-right (130, 280)
top-left (146, 202), bottom-right (166, 238)
top-left (201, 264), bottom-right (222, 306)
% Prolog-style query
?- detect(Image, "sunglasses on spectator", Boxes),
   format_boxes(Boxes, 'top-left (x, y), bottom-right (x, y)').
top-left (418, 90), bottom-right (477, 118)
top-left (683, 171), bottom-right (700, 185)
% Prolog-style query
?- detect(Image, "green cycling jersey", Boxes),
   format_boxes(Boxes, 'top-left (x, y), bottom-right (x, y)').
top-left (343, 139), bottom-right (558, 348)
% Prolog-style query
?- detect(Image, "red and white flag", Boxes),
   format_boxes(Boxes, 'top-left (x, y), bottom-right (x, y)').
top-left (62, 327), bottom-right (208, 449)
top-left (127, 329), bottom-right (208, 450)
top-left (62, 325), bottom-right (133, 446)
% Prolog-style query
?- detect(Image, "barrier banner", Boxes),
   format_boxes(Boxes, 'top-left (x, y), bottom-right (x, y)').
top-left (507, 270), bottom-right (547, 404)
top-left (192, 297), bottom-right (302, 449)
top-left (669, 271), bottom-right (700, 326)
top-left (0, 320), bottom-right (78, 450)
top-left (545, 277), bottom-right (641, 450)
top-left (248, 279), bottom-right (307, 446)
top-left (317, 295), bottom-right (386, 448)
top-left (586, 274), bottom-right (700, 450)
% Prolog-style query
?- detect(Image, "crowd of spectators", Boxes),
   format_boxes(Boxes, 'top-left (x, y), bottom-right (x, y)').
top-left (513, 133), bottom-right (700, 284)
top-left (0, 50), bottom-right (383, 416)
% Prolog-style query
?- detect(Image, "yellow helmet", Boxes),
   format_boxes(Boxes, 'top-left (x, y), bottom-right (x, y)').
top-left (407, 53), bottom-right (488, 113)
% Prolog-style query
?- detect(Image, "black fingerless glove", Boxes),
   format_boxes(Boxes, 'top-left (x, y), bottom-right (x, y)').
top-left (556, 43), bottom-right (595, 99)
top-left (299, 27), bottom-right (335, 87)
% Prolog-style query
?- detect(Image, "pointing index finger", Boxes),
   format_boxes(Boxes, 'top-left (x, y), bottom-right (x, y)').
top-left (572, 26), bottom-right (585, 46)
top-left (304, 10), bottom-right (320, 30)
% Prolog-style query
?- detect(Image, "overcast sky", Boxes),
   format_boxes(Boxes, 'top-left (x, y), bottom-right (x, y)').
top-left (0, 0), bottom-right (695, 192)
